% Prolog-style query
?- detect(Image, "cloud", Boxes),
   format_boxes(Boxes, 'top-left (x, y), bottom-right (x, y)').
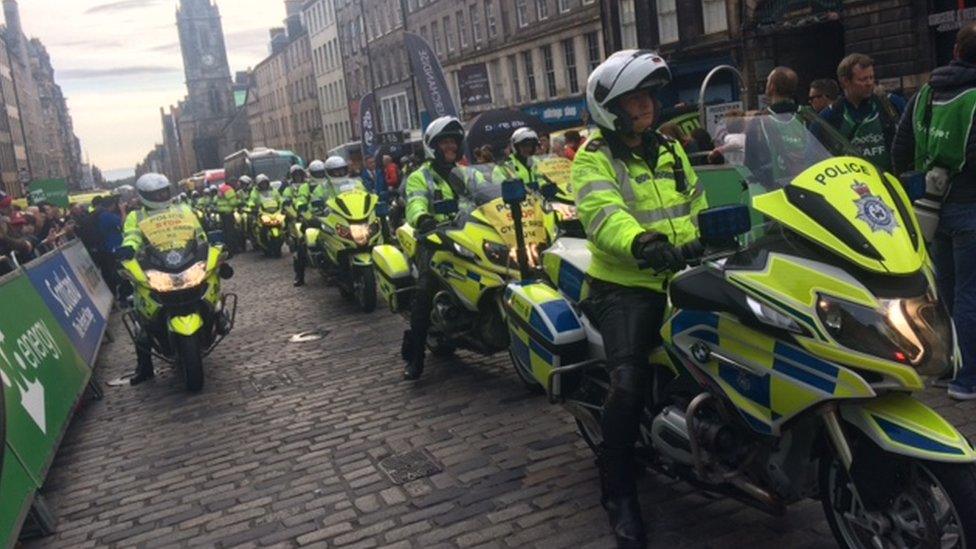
top-left (84, 0), bottom-right (163, 15)
top-left (60, 66), bottom-right (181, 80)
top-left (150, 41), bottom-right (181, 53)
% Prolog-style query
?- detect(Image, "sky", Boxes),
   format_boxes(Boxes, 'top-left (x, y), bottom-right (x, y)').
top-left (15, 0), bottom-right (288, 179)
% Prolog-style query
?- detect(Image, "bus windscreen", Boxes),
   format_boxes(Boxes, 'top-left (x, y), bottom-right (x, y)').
top-left (251, 156), bottom-right (293, 182)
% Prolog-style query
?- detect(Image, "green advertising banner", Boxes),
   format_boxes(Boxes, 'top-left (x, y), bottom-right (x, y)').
top-left (0, 271), bottom-right (90, 548)
top-left (0, 450), bottom-right (36, 549)
top-left (28, 179), bottom-right (69, 209)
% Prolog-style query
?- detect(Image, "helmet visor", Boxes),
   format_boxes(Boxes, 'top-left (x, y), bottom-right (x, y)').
top-left (141, 186), bottom-right (172, 204)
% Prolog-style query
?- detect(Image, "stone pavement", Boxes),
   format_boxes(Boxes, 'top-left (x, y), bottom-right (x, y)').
top-left (23, 251), bottom-right (976, 548)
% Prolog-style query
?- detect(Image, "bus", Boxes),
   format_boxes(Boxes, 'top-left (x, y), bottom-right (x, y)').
top-left (223, 148), bottom-right (305, 185)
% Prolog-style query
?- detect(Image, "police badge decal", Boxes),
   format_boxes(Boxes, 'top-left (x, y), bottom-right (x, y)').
top-left (852, 181), bottom-right (898, 234)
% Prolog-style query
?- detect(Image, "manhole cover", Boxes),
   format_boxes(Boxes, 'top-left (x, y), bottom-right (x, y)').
top-left (289, 329), bottom-right (329, 343)
top-left (378, 449), bottom-right (442, 485)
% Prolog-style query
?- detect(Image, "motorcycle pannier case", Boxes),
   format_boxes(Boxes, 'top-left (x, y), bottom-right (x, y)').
top-left (504, 281), bottom-right (587, 388)
top-left (372, 244), bottom-right (413, 312)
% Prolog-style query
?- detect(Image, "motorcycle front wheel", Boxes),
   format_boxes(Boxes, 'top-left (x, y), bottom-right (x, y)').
top-left (821, 450), bottom-right (976, 548)
top-left (353, 266), bottom-right (377, 313)
top-left (176, 334), bottom-right (204, 392)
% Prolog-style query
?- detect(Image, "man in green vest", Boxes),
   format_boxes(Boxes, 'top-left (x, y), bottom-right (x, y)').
top-left (746, 66), bottom-right (820, 185)
top-left (215, 182), bottom-right (241, 254)
top-left (401, 116), bottom-right (486, 381)
top-left (892, 22), bottom-right (976, 400)
top-left (821, 53), bottom-right (906, 170)
top-left (574, 50), bottom-right (707, 547)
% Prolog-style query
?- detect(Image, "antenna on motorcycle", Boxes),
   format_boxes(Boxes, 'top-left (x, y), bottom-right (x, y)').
top-left (502, 179), bottom-right (531, 280)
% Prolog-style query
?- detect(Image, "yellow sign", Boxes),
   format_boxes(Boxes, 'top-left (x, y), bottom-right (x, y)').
top-left (138, 209), bottom-right (199, 251)
top-left (479, 196), bottom-right (548, 248)
top-left (535, 155), bottom-right (573, 195)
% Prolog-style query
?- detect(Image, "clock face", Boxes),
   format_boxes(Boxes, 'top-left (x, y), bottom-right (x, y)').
top-left (202, 54), bottom-right (216, 67)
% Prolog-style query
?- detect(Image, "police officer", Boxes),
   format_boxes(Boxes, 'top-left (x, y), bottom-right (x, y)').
top-left (892, 22), bottom-right (976, 400)
top-left (492, 127), bottom-right (540, 187)
top-left (215, 180), bottom-right (241, 254)
top-left (401, 116), bottom-right (484, 380)
top-left (573, 50), bottom-right (707, 547)
top-left (119, 173), bottom-right (209, 385)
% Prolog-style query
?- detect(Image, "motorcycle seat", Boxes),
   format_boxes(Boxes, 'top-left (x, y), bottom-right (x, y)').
top-left (669, 266), bottom-right (743, 315)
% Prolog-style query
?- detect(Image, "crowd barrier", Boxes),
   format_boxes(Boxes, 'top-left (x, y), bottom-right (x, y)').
top-left (0, 239), bottom-right (112, 548)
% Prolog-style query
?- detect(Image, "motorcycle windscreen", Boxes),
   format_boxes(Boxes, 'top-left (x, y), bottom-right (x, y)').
top-left (475, 195), bottom-right (549, 250)
top-left (533, 154), bottom-right (574, 201)
top-left (138, 208), bottom-right (201, 251)
top-left (328, 180), bottom-right (375, 220)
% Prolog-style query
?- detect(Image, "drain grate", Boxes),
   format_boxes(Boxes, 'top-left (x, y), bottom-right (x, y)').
top-left (378, 449), bottom-right (442, 485)
top-left (248, 370), bottom-right (295, 393)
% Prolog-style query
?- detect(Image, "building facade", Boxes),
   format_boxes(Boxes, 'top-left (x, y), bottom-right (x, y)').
top-left (28, 39), bottom-right (83, 187)
top-left (3, 0), bottom-right (45, 194)
top-left (601, 0), bottom-right (945, 112)
top-left (335, 0), bottom-right (373, 139)
top-left (176, 0), bottom-right (249, 171)
top-left (247, 12), bottom-right (323, 163)
top-left (0, 35), bottom-right (27, 197)
top-left (303, 0), bottom-right (352, 154)
top-left (405, 0), bottom-right (603, 130)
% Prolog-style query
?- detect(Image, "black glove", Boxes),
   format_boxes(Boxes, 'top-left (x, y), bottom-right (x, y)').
top-left (632, 233), bottom-right (685, 273)
top-left (416, 215), bottom-right (438, 235)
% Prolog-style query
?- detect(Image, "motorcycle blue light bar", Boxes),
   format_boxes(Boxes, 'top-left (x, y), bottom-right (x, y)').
top-left (502, 179), bottom-right (526, 203)
top-left (697, 205), bottom-right (751, 245)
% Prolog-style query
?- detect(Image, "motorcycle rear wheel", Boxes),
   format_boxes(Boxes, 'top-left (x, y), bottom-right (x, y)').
top-left (176, 334), bottom-right (204, 393)
top-left (821, 450), bottom-right (976, 548)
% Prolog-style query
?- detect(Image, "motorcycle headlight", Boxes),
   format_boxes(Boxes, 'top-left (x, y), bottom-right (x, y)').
top-left (453, 242), bottom-right (477, 259)
top-left (816, 293), bottom-right (954, 375)
top-left (483, 241), bottom-right (511, 267)
top-left (145, 261), bottom-right (208, 293)
top-left (548, 202), bottom-right (578, 221)
top-left (349, 223), bottom-right (371, 246)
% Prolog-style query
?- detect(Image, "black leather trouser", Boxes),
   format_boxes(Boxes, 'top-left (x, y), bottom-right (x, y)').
top-left (407, 246), bottom-right (436, 357)
top-left (585, 279), bottom-right (668, 493)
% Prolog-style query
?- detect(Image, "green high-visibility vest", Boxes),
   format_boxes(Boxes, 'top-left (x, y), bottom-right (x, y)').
top-left (913, 84), bottom-right (976, 177)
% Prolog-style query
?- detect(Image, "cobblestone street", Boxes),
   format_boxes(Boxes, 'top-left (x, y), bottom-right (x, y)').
top-left (24, 251), bottom-right (976, 548)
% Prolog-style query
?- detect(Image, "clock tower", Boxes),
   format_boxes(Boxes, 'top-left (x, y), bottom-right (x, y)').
top-left (176, 0), bottom-right (236, 171)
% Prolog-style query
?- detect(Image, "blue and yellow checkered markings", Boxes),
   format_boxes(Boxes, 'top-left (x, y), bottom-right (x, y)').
top-left (557, 258), bottom-right (586, 302)
top-left (671, 310), bottom-right (719, 336)
top-left (873, 416), bottom-right (966, 456)
top-left (541, 300), bottom-right (581, 332)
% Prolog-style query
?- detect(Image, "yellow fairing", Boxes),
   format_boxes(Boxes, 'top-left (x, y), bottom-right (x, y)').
top-left (753, 157), bottom-right (924, 274)
top-left (169, 313), bottom-right (203, 336)
top-left (396, 225), bottom-right (417, 258)
top-left (841, 393), bottom-right (976, 462)
top-left (667, 310), bottom-right (874, 435)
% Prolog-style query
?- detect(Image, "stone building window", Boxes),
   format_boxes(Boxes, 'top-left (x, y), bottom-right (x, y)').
top-left (702, 0), bottom-right (728, 34)
top-left (563, 38), bottom-right (579, 95)
top-left (657, 0), bottom-right (679, 44)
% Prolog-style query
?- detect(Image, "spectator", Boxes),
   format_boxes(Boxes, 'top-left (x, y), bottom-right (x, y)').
top-left (474, 145), bottom-right (495, 163)
top-left (820, 53), bottom-right (905, 169)
top-left (808, 78), bottom-right (839, 113)
top-left (0, 190), bottom-right (32, 263)
top-left (74, 199), bottom-right (102, 257)
top-left (537, 134), bottom-right (551, 155)
top-left (563, 130), bottom-right (582, 160)
top-left (361, 154), bottom-right (386, 195)
top-left (383, 155), bottom-right (400, 189)
top-left (891, 21), bottom-right (976, 399)
top-left (550, 135), bottom-right (567, 158)
top-left (96, 195), bottom-right (124, 295)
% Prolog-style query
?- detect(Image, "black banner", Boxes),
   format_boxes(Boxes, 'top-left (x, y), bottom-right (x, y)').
top-left (458, 63), bottom-right (492, 107)
top-left (403, 32), bottom-right (458, 121)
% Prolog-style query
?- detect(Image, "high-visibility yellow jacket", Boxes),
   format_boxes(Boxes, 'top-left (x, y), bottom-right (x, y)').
top-left (573, 128), bottom-right (707, 291)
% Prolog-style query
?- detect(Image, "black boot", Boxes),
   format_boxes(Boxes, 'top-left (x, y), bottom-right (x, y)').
top-left (130, 344), bottom-right (155, 385)
top-left (598, 448), bottom-right (647, 548)
top-left (401, 330), bottom-right (425, 381)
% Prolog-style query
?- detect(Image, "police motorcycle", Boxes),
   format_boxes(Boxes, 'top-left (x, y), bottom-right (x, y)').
top-left (119, 207), bottom-right (236, 392)
top-left (304, 176), bottom-right (382, 312)
top-left (372, 164), bottom-right (551, 358)
top-left (503, 111), bottom-right (976, 547)
top-left (252, 193), bottom-right (286, 258)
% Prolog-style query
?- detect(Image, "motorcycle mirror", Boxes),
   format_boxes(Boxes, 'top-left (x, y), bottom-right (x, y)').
top-left (433, 199), bottom-right (459, 216)
top-left (697, 204), bottom-right (751, 247)
top-left (900, 171), bottom-right (926, 202)
top-left (502, 179), bottom-right (526, 204)
top-left (375, 201), bottom-right (391, 217)
top-left (540, 183), bottom-right (559, 201)
top-left (219, 263), bottom-right (234, 280)
top-left (207, 230), bottom-right (225, 244)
